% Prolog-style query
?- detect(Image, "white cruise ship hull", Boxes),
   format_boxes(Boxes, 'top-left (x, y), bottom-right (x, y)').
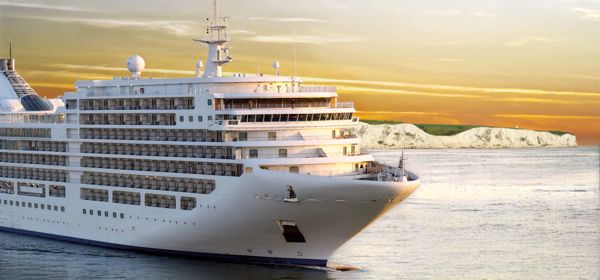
top-left (0, 169), bottom-right (419, 266)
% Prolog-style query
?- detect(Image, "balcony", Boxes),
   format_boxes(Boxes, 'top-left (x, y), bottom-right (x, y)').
top-left (208, 85), bottom-right (336, 94)
top-left (221, 101), bottom-right (353, 110)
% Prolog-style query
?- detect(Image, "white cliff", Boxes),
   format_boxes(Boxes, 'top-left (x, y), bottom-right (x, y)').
top-left (356, 123), bottom-right (577, 149)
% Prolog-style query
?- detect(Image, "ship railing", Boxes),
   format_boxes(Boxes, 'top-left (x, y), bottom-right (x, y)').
top-left (240, 151), bottom-right (368, 159)
top-left (0, 114), bottom-right (64, 124)
top-left (222, 101), bottom-right (353, 110)
top-left (85, 89), bottom-right (196, 98)
top-left (208, 85), bottom-right (337, 94)
top-left (332, 102), bottom-right (354, 108)
top-left (227, 134), bottom-right (358, 141)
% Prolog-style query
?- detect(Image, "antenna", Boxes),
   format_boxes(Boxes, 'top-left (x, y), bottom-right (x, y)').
top-left (293, 28), bottom-right (297, 78)
top-left (9, 41), bottom-right (12, 58)
top-left (212, 0), bottom-right (218, 22)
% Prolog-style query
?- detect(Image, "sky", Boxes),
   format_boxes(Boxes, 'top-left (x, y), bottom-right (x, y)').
top-left (0, 0), bottom-right (599, 144)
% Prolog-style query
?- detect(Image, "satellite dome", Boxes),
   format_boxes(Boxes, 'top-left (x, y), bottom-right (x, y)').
top-left (127, 55), bottom-right (145, 77)
top-left (196, 60), bottom-right (204, 68)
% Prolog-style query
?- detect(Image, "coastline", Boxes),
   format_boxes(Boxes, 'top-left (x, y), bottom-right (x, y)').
top-left (357, 122), bottom-right (577, 149)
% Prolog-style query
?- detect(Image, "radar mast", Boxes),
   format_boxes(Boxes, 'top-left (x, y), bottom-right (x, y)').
top-left (194, 0), bottom-right (232, 77)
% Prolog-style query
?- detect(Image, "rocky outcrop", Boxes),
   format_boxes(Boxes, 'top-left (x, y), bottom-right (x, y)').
top-left (356, 123), bottom-right (577, 149)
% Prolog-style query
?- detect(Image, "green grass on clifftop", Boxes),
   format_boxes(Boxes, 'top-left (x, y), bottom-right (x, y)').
top-left (361, 120), bottom-right (479, 136)
top-left (414, 124), bottom-right (482, 136)
top-left (361, 120), bottom-right (404, 125)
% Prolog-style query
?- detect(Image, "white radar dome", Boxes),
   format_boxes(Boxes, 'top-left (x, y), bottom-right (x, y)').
top-left (127, 55), bottom-right (145, 77)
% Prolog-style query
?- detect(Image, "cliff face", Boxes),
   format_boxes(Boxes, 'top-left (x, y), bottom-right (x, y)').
top-left (356, 123), bottom-right (577, 149)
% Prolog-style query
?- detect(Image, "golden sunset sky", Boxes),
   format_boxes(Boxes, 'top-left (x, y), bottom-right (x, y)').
top-left (1, 0), bottom-right (599, 144)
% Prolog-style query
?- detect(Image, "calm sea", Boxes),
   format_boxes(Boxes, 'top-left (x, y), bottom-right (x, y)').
top-left (1, 147), bottom-right (598, 279)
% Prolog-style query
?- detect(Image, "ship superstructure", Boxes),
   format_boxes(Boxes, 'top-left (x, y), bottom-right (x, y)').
top-left (0, 1), bottom-right (420, 266)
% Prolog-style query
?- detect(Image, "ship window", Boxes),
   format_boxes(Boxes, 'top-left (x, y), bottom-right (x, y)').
top-left (249, 149), bottom-right (258, 158)
top-left (180, 197), bottom-right (196, 210)
top-left (113, 212), bottom-right (117, 218)
top-left (66, 99), bottom-right (78, 109)
top-left (120, 213), bottom-right (124, 219)
top-left (208, 116), bottom-right (213, 121)
top-left (10, 200), bottom-right (13, 206)
top-left (332, 130), bottom-right (336, 139)
top-left (83, 209), bottom-right (86, 214)
top-left (89, 209), bottom-right (93, 215)
top-left (105, 211), bottom-right (109, 217)
top-left (279, 149), bottom-right (287, 158)
top-left (343, 146), bottom-right (347, 155)
top-left (239, 132), bottom-right (248, 141)
top-left (268, 132), bottom-right (276, 140)
top-left (61, 206), bottom-right (65, 212)
top-left (179, 116), bottom-right (184, 122)
top-left (34, 203), bottom-right (38, 209)
top-left (189, 116), bottom-right (193, 122)
top-left (28, 202), bottom-right (32, 208)
top-left (207, 99), bottom-right (212, 106)
top-left (97, 210), bottom-right (101, 216)
top-left (289, 166), bottom-right (299, 173)
top-left (15, 201), bottom-right (19, 206)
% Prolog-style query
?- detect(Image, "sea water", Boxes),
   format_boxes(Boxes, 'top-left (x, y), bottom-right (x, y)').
top-left (0, 147), bottom-right (598, 279)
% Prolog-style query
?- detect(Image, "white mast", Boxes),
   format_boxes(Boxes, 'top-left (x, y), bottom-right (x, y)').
top-left (194, 0), bottom-right (232, 77)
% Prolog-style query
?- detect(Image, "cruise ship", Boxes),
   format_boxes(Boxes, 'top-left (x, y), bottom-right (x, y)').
top-left (0, 1), bottom-right (420, 266)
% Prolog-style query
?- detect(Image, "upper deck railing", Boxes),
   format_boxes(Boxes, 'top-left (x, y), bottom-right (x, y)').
top-left (222, 101), bottom-right (353, 110)
top-left (83, 85), bottom-right (337, 98)
top-left (0, 114), bottom-right (64, 124)
top-left (207, 85), bottom-right (337, 94)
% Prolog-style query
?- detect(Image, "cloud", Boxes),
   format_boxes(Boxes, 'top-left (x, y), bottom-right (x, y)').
top-left (51, 64), bottom-right (195, 76)
top-left (472, 12), bottom-right (496, 17)
top-left (243, 35), bottom-right (362, 45)
top-left (0, 1), bottom-right (87, 12)
top-left (425, 9), bottom-right (463, 16)
top-left (494, 97), bottom-right (588, 105)
top-left (338, 85), bottom-right (484, 99)
top-left (302, 77), bottom-right (600, 97)
top-left (328, 4), bottom-right (350, 10)
top-left (410, 41), bottom-right (467, 46)
top-left (571, 7), bottom-right (600, 21)
top-left (402, 57), bottom-right (465, 63)
top-left (494, 114), bottom-right (600, 120)
top-left (249, 17), bottom-right (327, 23)
top-left (11, 15), bottom-right (198, 36)
top-left (228, 29), bottom-right (256, 35)
top-left (356, 111), bottom-right (450, 116)
top-left (503, 36), bottom-right (560, 47)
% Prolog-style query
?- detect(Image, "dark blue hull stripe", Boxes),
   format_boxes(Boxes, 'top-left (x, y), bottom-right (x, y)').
top-left (0, 226), bottom-right (327, 267)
